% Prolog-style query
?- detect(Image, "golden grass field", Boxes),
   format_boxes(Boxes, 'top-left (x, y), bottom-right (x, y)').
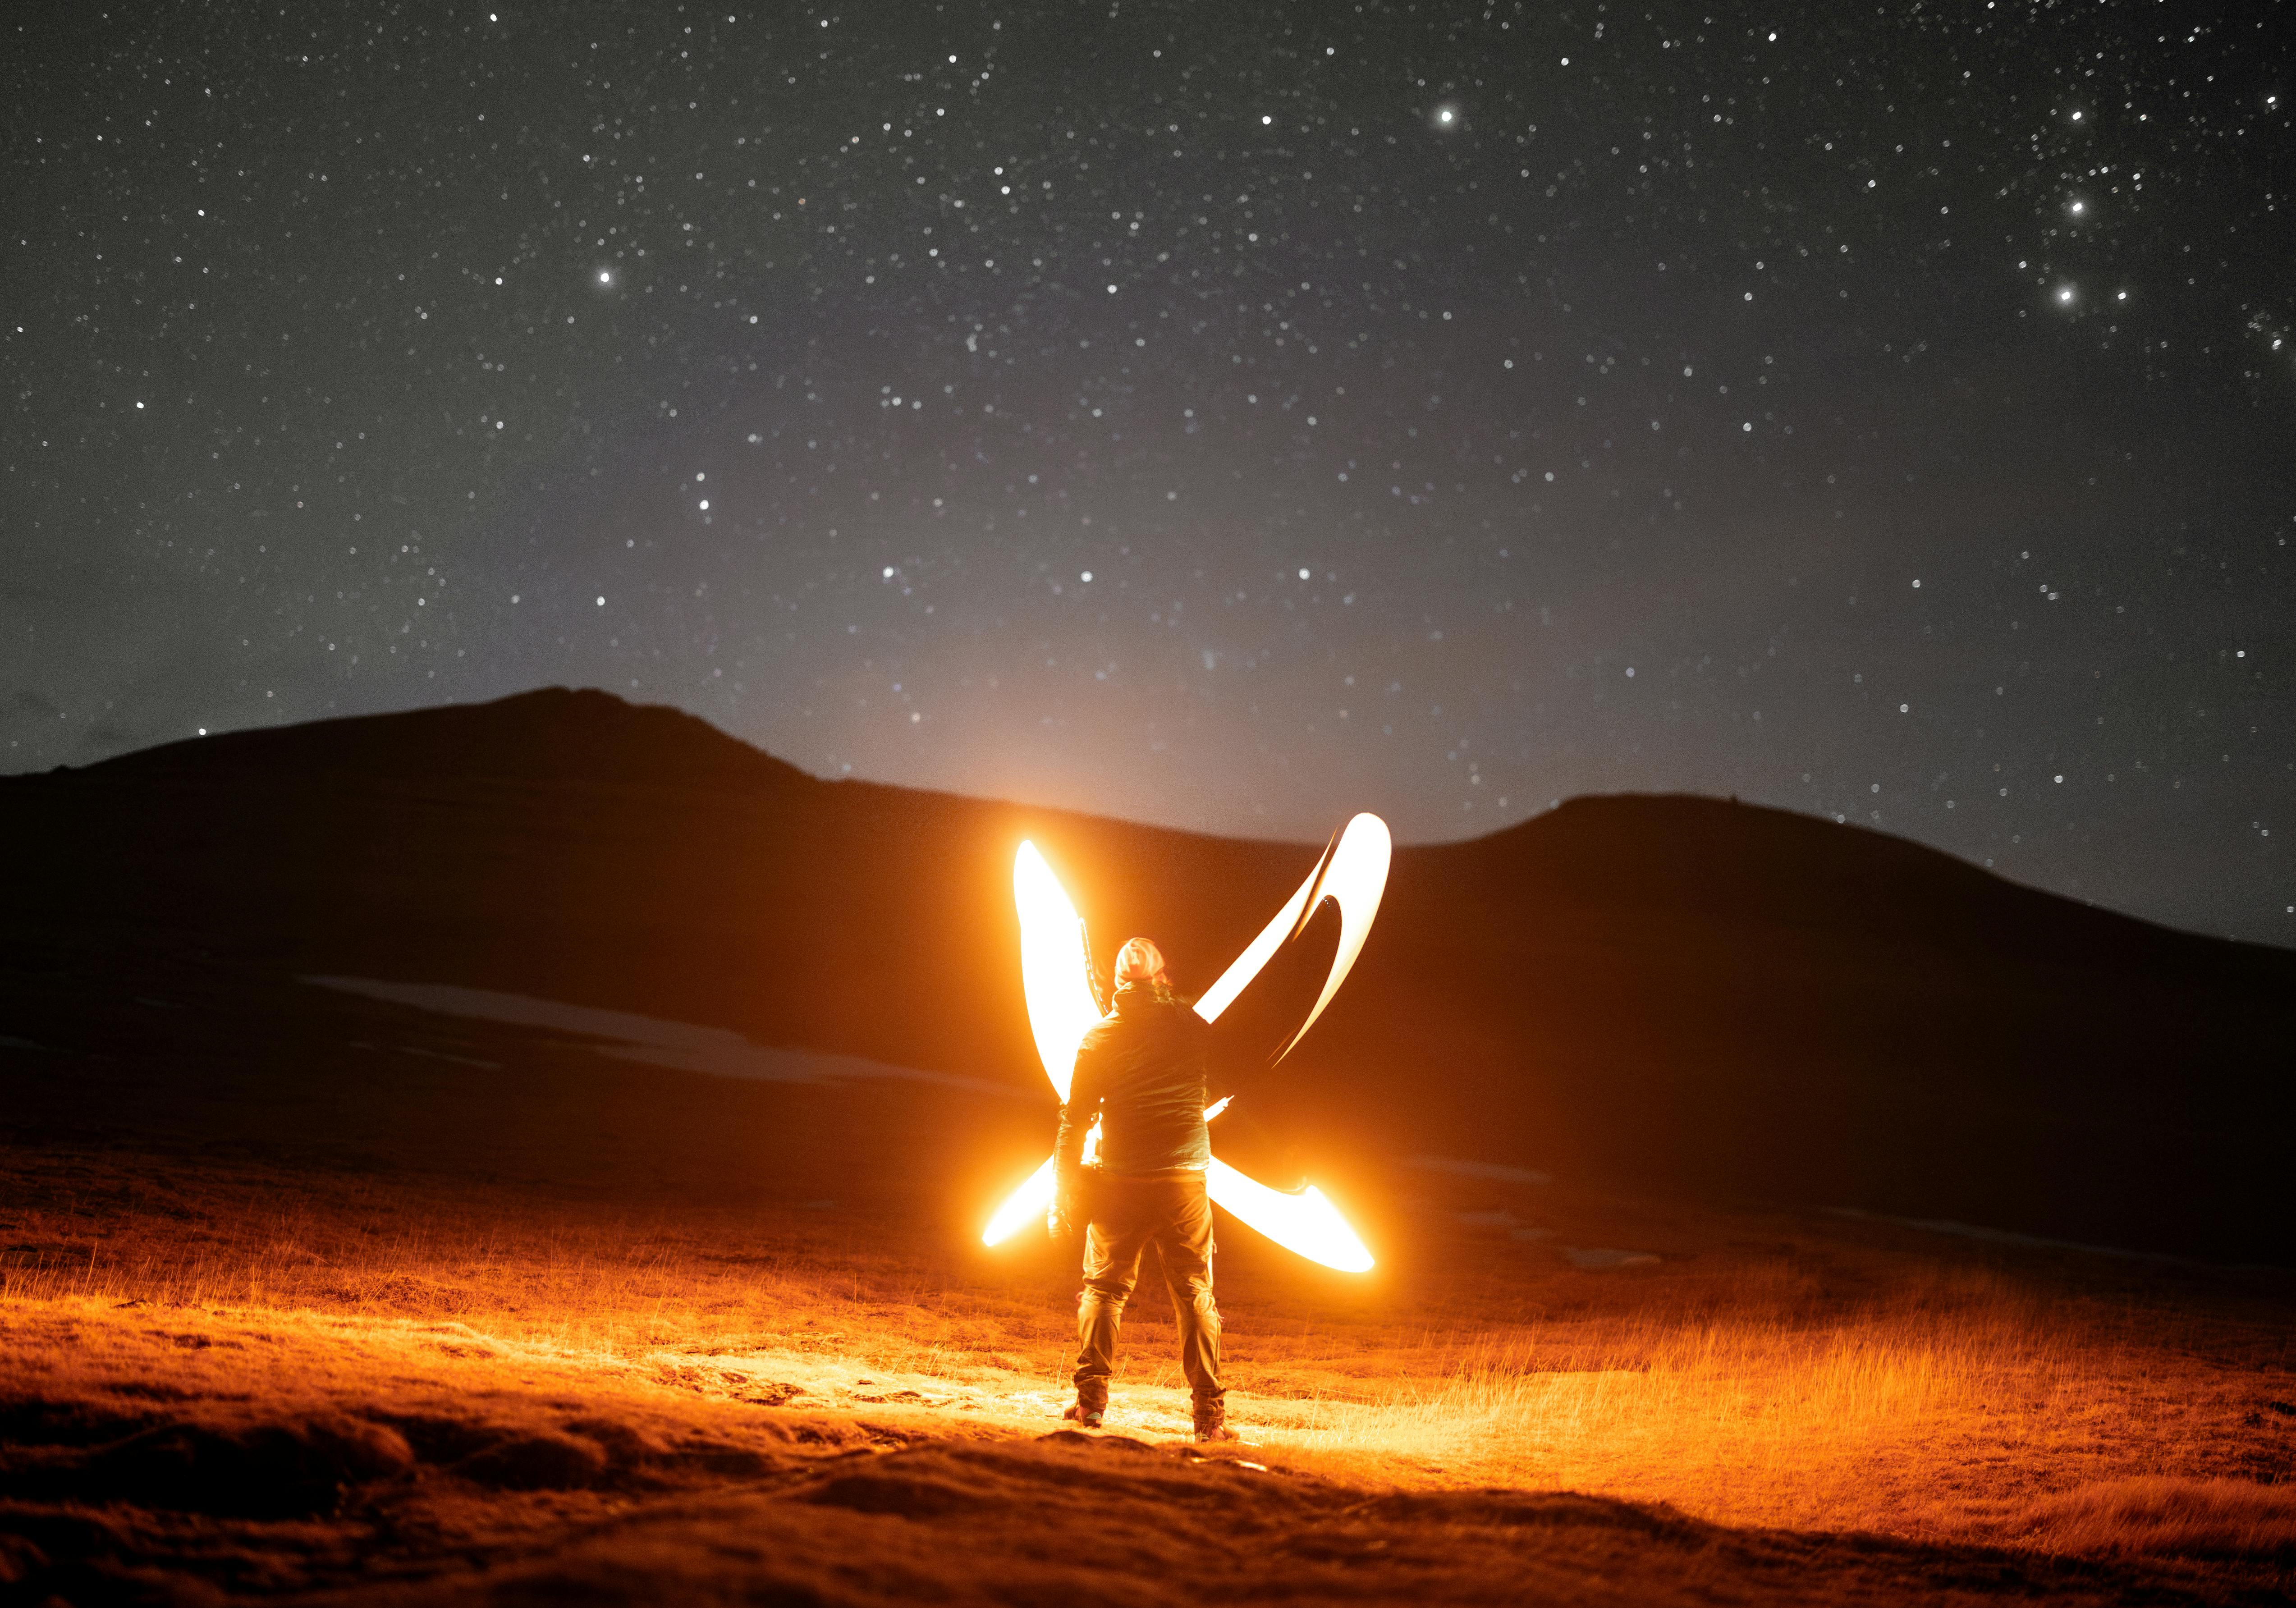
top-left (6, 1147), bottom-right (2295, 1599)
top-left (3, 962), bottom-right (2293, 1603)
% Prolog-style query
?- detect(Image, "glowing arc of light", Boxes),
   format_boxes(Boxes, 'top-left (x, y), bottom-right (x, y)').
top-left (980, 1155), bottom-right (1058, 1246)
top-left (1013, 841), bottom-right (1104, 1103)
top-left (1205, 1159), bottom-right (1374, 1273)
top-left (983, 825), bottom-right (1389, 1271)
top-left (1192, 812), bottom-right (1392, 1063)
top-left (980, 1112), bottom-right (1373, 1272)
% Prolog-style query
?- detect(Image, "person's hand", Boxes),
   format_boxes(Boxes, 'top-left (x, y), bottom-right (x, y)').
top-left (1048, 1187), bottom-right (1078, 1242)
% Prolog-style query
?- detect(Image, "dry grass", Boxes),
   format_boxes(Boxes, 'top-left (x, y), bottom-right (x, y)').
top-left (8, 950), bottom-right (2293, 1599)
top-left (1266, 1300), bottom-right (2193, 1539)
top-left (6, 1146), bottom-right (2292, 1570)
top-left (2018, 1477), bottom-right (2296, 1562)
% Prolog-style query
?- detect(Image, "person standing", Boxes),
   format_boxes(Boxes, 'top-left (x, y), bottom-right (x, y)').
top-left (1051, 936), bottom-right (1239, 1443)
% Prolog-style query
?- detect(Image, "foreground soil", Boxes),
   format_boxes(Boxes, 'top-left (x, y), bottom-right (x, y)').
top-left (3, 948), bottom-right (2293, 1603)
top-left (5, 1296), bottom-right (2273, 1608)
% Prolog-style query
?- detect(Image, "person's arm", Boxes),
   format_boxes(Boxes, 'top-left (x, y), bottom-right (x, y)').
top-left (1192, 1008), bottom-right (1234, 1109)
top-left (1054, 1029), bottom-right (1105, 1182)
top-left (1050, 1037), bottom-right (1103, 1239)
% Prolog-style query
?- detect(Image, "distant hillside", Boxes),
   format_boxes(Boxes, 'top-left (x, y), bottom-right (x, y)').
top-left (5, 687), bottom-right (2289, 1260)
top-left (90, 686), bottom-right (813, 793)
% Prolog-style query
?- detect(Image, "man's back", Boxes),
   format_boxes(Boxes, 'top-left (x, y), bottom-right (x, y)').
top-left (1063, 985), bottom-right (1211, 1176)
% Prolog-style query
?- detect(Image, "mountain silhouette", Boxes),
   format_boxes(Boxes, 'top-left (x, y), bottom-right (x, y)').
top-left (5, 687), bottom-right (2288, 1260)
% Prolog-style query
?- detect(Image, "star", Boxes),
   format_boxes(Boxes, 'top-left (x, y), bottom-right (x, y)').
top-left (7, 0), bottom-right (2289, 939)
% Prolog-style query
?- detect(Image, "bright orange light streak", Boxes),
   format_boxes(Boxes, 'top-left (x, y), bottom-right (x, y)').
top-left (1192, 814), bottom-right (1392, 1063)
top-left (983, 829), bottom-right (1388, 1271)
top-left (1205, 1159), bottom-right (1375, 1273)
top-left (980, 1156), bottom-right (1058, 1245)
top-left (1013, 842), bottom-right (1104, 1104)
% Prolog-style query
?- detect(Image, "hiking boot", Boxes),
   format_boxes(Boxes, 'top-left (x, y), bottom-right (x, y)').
top-left (1063, 1383), bottom-right (1107, 1429)
top-left (1192, 1396), bottom-right (1239, 1443)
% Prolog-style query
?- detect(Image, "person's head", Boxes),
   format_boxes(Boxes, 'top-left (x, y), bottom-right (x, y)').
top-left (1113, 935), bottom-right (1169, 991)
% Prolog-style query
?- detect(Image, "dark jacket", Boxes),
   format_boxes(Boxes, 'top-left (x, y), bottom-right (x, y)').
top-left (1055, 983), bottom-right (1213, 1179)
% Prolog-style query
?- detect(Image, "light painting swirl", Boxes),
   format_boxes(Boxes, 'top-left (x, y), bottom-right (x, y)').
top-left (982, 816), bottom-right (1390, 1273)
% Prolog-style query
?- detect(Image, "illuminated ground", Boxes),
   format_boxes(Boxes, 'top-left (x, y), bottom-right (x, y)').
top-left (3, 956), bottom-right (2293, 1603)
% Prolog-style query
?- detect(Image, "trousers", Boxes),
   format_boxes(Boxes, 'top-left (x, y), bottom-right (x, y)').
top-left (1072, 1170), bottom-right (1222, 1405)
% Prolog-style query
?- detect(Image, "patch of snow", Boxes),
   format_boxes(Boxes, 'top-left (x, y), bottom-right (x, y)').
top-left (1563, 1246), bottom-right (1660, 1270)
top-left (1406, 1154), bottom-right (1552, 1186)
top-left (1824, 1207), bottom-right (2181, 1264)
top-left (304, 976), bottom-right (1015, 1096)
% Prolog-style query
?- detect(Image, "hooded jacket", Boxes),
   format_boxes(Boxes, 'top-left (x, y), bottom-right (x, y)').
top-left (1054, 982), bottom-right (1213, 1179)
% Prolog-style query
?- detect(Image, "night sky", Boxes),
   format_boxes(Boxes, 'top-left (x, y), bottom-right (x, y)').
top-left (5, 1), bottom-right (2290, 940)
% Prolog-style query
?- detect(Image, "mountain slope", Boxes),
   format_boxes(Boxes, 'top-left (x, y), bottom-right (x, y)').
top-left (5, 687), bottom-right (2287, 1259)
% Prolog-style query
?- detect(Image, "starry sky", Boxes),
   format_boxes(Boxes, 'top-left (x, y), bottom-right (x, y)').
top-left (5, 0), bottom-right (2291, 940)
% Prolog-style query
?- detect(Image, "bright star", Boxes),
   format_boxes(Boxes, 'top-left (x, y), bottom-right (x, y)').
top-left (596, 270), bottom-right (611, 284)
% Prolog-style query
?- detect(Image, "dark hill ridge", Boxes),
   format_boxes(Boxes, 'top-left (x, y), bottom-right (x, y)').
top-left (1426, 791), bottom-right (2277, 988)
top-left (88, 685), bottom-right (813, 794)
top-left (5, 687), bottom-right (2289, 1260)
